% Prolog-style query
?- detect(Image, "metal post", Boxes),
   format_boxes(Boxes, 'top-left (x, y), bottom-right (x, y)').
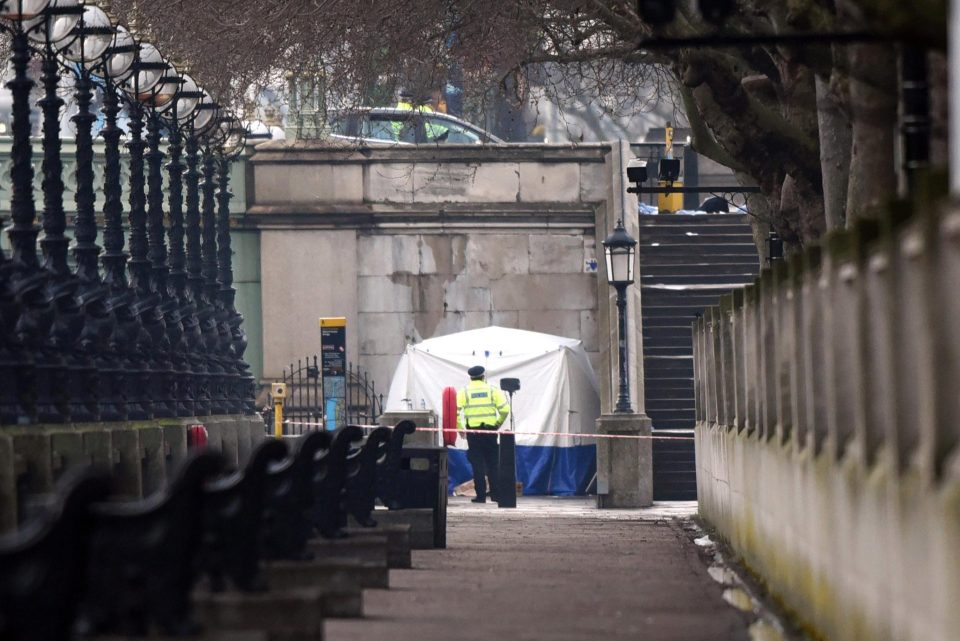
top-left (165, 109), bottom-right (197, 417)
top-left (38, 42), bottom-right (74, 423)
top-left (100, 83), bottom-right (139, 421)
top-left (273, 395), bottom-right (284, 438)
top-left (146, 113), bottom-right (180, 417)
top-left (72, 53), bottom-right (116, 422)
top-left (498, 389), bottom-right (517, 508)
top-left (7, 27), bottom-right (55, 424)
top-left (125, 97), bottom-right (160, 420)
top-left (217, 156), bottom-right (254, 414)
top-left (901, 46), bottom-right (930, 196)
top-left (200, 149), bottom-right (227, 413)
top-left (197, 143), bottom-right (224, 415)
top-left (614, 283), bottom-right (632, 413)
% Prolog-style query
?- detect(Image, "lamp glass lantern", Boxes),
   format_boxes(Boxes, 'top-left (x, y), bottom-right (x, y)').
top-left (217, 116), bottom-right (247, 158)
top-left (190, 94), bottom-right (218, 134)
top-left (24, 0), bottom-right (81, 44)
top-left (1, 0), bottom-right (52, 21)
top-left (123, 41), bottom-right (164, 98)
top-left (144, 62), bottom-right (181, 111)
top-left (602, 220), bottom-right (637, 286)
top-left (58, 4), bottom-right (113, 63)
top-left (103, 25), bottom-right (136, 81)
top-left (169, 73), bottom-right (201, 122)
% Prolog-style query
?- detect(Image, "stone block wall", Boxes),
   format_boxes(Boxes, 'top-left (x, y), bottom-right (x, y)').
top-left (248, 142), bottom-right (640, 408)
top-left (0, 416), bottom-right (265, 534)
top-left (693, 206), bottom-right (960, 641)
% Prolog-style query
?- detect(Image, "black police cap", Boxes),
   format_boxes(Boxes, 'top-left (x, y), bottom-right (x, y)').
top-left (467, 365), bottom-right (485, 378)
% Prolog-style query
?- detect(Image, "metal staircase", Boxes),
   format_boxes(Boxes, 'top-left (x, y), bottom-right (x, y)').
top-left (638, 213), bottom-right (761, 500)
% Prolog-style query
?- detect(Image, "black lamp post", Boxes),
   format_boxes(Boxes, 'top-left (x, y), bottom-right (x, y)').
top-left (186, 96), bottom-right (221, 415)
top-left (143, 59), bottom-right (186, 417)
top-left (602, 220), bottom-right (637, 414)
top-left (97, 22), bottom-right (145, 419)
top-left (28, 0), bottom-right (85, 423)
top-left (0, 0), bottom-right (58, 424)
top-left (59, 2), bottom-right (123, 421)
top-left (158, 66), bottom-right (203, 417)
top-left (215, 117), bottom-right (255, 414)
top-left (121, 39), bottom-right (168, 419)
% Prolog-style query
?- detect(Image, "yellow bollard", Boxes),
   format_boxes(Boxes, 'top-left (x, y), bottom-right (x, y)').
top-left (271, 382), bottom-right (288, 438)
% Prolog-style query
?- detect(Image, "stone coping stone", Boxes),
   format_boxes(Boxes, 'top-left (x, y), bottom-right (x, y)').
top-left (359, 509), bottom-right (435, 549)
top-left (95, 632), bottom-right (268, 641)
top-left (307, 535), bottom-right (389, 565)
top-left (266, 556), bottom-right (389, 591)
top-left (342, 523), bottom-right (412, 567)
top-left (192, 586), bottom-right (326, 637)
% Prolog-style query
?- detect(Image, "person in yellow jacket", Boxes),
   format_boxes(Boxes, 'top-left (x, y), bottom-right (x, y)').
top-left (456, 365), bottom-right (510, 503)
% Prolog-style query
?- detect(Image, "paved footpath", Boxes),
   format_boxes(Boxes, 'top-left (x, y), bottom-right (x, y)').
top-left (326, 496), bottom-right (753, 641)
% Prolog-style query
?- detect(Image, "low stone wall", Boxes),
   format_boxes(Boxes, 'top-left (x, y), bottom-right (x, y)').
top-left (0, 415), bottom-right (265, 534)
top-left (693, 206), bottom-right (960, 641)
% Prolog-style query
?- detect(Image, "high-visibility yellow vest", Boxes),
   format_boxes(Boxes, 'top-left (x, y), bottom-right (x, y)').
top-left (456, 380), bottom-right (509, 429)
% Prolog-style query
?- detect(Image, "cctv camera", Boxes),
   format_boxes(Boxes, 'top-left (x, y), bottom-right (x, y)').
top-left (626, 158), bottom-right (648, 185)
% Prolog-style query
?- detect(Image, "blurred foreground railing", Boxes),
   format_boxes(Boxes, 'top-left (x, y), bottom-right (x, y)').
top-left (693, 205), bottom-right (960, 641)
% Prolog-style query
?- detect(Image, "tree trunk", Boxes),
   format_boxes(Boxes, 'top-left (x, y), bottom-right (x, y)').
top-left (845, 44), bottom-right (898, 225)
top-left (816, 72), bottom-right (852, 231)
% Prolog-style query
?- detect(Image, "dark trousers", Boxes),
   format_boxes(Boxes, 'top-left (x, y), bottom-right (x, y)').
top-left (466, 430), bottom-right (500, 500)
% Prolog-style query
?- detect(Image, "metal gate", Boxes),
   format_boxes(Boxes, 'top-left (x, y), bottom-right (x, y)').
top-left (267, 355), bottom-right (384, 434)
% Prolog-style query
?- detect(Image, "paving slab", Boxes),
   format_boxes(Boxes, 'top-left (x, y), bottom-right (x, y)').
top-left (325, 496), bottom-right (752, 641)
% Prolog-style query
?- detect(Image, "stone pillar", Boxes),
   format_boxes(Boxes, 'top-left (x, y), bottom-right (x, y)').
top-left (595, 413), bottom-right (653, 508)
top-left (139, 424), bottom-right (165, 497)
top-left (0, 433), bottom-right (15, 534)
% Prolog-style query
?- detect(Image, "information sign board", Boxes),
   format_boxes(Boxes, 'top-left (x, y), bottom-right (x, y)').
top-left (319, 317), bottom-right (347, 431)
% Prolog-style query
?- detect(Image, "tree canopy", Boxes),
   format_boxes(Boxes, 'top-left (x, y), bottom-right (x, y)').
top-left (109, 0), bottom-right (949, 248)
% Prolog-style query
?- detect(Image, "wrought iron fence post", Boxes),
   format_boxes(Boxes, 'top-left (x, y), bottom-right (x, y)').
top-left (164, 107), bottom-right (197, 417)
top-left (216, 155), bottom-right (254, 414)
top-left (146, 112), bottom-right (179, 417)
top-left (38, 44), bottom-right (75, 423)
top-left (125, 97), bottom-right (160, 420)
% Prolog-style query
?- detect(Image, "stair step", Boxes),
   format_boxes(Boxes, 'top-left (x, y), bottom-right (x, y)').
top-left (641, 274), bottom-right (757, 286)
top-left (650, 418), bottom-right (696, 430)
top-left (641, 263), bottom-right (760, 277)
top-left (639, 213), bottom-right (751, 226)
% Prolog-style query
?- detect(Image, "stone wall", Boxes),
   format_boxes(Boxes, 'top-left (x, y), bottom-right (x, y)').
top-left (0, 415), bottom-right (265, 534)
top-left (247, 142), bottom-right (644, 412)
top-left (693, 206), bottom-right (960, 641)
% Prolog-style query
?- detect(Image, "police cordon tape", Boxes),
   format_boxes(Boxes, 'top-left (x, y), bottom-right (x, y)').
top-left (279, 420), bottom-right (695, 441)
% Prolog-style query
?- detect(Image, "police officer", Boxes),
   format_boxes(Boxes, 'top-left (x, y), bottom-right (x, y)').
top-left (456, 365), bottom-right (510, 503)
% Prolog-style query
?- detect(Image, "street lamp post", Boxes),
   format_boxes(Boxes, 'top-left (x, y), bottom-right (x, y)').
top-left (27, 0), bottom-right (84, 423)
top-left (215, 118), bottom-right (255, 414)
top-left (1, 0), bottom-right (57, 424)
top-left (60, 2), bottom-right (124, 421)
top-left (143, 60), bottom-right (184, 417)
top-left (158, 66), bottom-right (203, 417)
top-left (122, 39), bottom-right (168, 419)
top-left (98, 23), bottom-right (144, 419)
top-left (602, 220), bottom-right (637, 414)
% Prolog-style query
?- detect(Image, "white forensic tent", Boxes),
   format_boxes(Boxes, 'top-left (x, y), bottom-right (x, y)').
top-left (386, 326), bottom-right (601, 495)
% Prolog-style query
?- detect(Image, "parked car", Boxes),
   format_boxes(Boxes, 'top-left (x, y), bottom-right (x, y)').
top-left (327, 107), bottom-right (503, 146)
